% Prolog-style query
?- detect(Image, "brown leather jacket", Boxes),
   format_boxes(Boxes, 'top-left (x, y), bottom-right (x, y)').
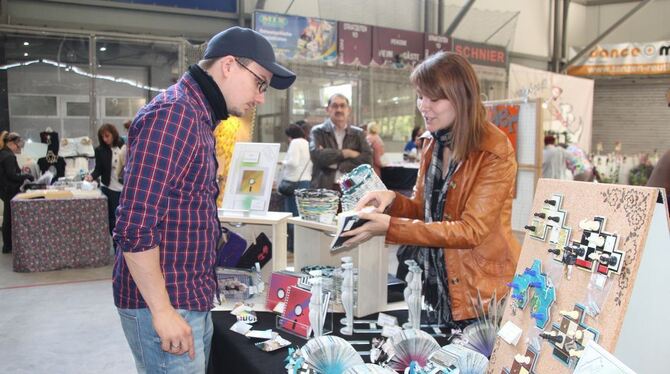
top-left (386, 122), bottom-right (521, 321)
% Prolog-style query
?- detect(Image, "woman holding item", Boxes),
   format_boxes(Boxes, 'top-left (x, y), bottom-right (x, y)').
top-left (343, 52), bottom-right (521, 328)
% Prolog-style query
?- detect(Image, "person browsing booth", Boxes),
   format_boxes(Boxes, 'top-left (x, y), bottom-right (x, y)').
top-left (113, 27), bottom-right (295, 373)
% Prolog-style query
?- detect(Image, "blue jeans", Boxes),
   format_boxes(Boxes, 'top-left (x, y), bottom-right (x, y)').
top-left (118, 308), bottom-right (213, 374)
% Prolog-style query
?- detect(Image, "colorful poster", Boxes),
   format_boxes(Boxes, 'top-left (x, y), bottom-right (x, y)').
top-left (486, 104), bottom-right (519, 154)
top-left (508, 63), bottom-right (594, 152)
top-left (568, 41), bottom-right (670, 76)
top-left (371, 26), bottom-right (424, 68)
top-left (338, 22), bottom-right (373, 65)
top-left (254, 11), bottom-right (337, 64)
top-left (424, 33), bottom-right (451, 58)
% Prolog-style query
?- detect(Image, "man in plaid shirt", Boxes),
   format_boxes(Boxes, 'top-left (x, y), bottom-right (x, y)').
top-left (113, 27), bottom-right (295, 373)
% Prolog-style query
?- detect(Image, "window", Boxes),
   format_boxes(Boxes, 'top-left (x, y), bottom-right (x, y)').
top-left (104, 97), bottom-right (147, 117)
top-left (9, 95), bottom-right (58, 116)
top-left (66, 101), bottom-right (90, 117)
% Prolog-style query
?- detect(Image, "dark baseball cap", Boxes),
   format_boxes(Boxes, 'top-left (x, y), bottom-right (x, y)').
top-left (204, 26), bottom-right (296, 90)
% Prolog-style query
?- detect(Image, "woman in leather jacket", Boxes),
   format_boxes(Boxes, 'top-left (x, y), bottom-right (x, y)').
top-left (343, 52), bottom-right (521, 327)
top-left (0, 131), bottom-right (34, 253)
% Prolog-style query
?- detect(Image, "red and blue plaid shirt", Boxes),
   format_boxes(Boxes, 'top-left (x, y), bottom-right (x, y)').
top-left (113, 72), bottom-right (221, 311)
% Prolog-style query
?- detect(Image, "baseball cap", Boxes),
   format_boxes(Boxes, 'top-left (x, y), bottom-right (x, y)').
top-left (204, 26), bottom-right (296, 90)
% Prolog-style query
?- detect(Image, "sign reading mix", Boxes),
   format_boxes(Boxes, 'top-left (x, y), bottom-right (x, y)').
top-left (253, 11), bottom-right (337, 64)
top-left (568, 41), bottom-right (670, 76)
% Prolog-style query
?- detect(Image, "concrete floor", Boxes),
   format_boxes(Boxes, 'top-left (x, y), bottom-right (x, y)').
top-left (0, 254), bottom-right (136, 373)
top-left (0, 233), bottom-right (526, 373)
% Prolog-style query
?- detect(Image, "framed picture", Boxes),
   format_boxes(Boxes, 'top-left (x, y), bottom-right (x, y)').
top-left (221, 142), bottom-right (280, 213)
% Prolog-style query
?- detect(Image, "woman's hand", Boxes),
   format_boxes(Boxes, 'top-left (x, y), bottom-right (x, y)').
top-left (341, 207), bottom-right (390, 247)
top-left (354, 190), bottom-right (396, 213)
top-left (84, 175), bottom-right (93, 182)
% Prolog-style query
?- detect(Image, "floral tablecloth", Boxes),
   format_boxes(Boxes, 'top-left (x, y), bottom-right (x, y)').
top-left (11, 197), bottom-right (111, 272)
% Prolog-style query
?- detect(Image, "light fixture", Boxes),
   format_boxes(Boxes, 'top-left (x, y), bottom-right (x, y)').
top-left (23, 41), bottom-right (29, 46)
top-left (23, 52), bottom-right (28, 57)
top-left (99, 46), bottom-right (107, 52)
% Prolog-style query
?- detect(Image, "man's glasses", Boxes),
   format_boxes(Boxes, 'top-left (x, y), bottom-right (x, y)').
top-left (235, 59), bottom-right (268, 94)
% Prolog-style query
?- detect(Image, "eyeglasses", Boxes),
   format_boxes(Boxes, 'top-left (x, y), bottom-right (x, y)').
top-left (235, 59), bottom-right (268, 94)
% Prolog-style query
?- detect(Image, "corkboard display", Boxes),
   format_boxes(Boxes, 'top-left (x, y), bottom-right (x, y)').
top-left (488, 179), bottom-right (659, 373)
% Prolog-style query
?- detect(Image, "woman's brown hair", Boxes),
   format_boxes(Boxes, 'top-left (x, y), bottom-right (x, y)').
top-left (97, 123), bottom-right (124, 148)
top-left (0, 131), bottom-right (23, 149)
top-left (410, 52), bottom-right (487, 162)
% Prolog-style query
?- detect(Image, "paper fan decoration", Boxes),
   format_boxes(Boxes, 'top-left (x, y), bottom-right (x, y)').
top-left (343, 363), bottom-right (396, 374)
top-left (301, 336), bottom-right (364, 374)
top-left (387, 329), bottom-right (440, 371)
top-left (462, 289), bottom-right (507, 357)
top-left (428, 344), bottom-right (488, 374)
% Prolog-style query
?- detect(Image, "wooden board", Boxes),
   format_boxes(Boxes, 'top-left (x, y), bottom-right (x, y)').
top-left (488, 179), bottom-right (660, 373)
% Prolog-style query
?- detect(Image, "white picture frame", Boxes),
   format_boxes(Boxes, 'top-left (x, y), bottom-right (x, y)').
top-left (221, 142), bottom-right (280, 214)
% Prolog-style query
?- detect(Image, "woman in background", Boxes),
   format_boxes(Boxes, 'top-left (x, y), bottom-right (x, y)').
top-left (86, 124), bottom-right (126, 242)
top-left (0, 131), bottom-right (34, 253)
top-left (343, 52), bottom-right (521, 328)
top-left (366, 121), bottom-right (385, 176)
top-left (280, 124), bottom-right (312, 216)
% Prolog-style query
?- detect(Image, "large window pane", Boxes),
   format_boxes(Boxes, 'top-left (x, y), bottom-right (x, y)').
top-left (9, 95), bottom-right (58, 116)
top-left (96, 38), bottom-right (179, 135)
top-left (3, 33), bottom-right (90, 141)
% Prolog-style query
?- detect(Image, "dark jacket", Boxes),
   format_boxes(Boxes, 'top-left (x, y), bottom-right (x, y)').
top-left (0, 148), bottom-right (32, 198)
top-left (386, 122), bottom-right (521, 321)
top-left (91, 145), bottom-right (125, 187)
top-left (309, 119), bottom-right (373, 188)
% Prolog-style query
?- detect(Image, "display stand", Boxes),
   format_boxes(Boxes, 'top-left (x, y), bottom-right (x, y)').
top-left (218, 211), bottom-right (292, 284)
top-left (484, 98), bottom-right (543, 235)
top-left (288, 216), bottom-right (388, 317)
top-left (488, 179), bottom-right (669, 374)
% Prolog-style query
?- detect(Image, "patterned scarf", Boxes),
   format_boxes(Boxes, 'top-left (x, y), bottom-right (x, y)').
top-left (420, 127), bottom-right (461, 326)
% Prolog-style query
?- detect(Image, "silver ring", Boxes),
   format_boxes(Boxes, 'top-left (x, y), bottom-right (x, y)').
top-left (170, 342), bottom-right (182, 350)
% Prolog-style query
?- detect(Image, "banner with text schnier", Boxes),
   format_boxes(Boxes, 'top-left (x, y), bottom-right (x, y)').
top-left (452, 38), bottom-right (508, 82)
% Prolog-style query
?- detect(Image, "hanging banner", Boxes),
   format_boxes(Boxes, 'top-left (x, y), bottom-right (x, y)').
top-left (424, 34), bottom-right (451, 58)
top-left (568, 40), bottom-right (670, 76)
top-left (371, 26), bottom-right (424, 68)
top-left (452, 39), bottom-right (507, 81)
top-left (508, 63), bottom-right (594, 152)
top-left (486, 104), bottom-right (519, 154)
top-left (253, 11), bottom-right (337, 64)
top-left (338, 22), bottom-right (373, 66)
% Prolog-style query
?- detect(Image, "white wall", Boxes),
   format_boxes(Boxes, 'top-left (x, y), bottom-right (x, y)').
top-left (444, 0), bottom-right (553, 57)
top-left (571, 0), bottom-right (670, 51)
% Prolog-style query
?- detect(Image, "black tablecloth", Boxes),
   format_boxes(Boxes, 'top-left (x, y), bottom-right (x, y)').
top-left (381, 166), bottom-right (418, 192)
top-left (208, 309), bottom-right (450, 374)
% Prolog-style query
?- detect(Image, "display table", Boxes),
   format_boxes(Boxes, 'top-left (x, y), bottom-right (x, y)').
top-left (218, 211), bottom-right (292, 283)
top-left (288, 217), bottom-right (388, 317)
top-left (11, 196), bottom-right (111, 272)
top-left (207, 309), bottom-right (450, 374)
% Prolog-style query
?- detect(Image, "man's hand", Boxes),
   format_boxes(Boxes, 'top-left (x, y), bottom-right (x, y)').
top-left (341, 149), bottom-right (360, 159)
top-left (123, 247), bottom-right (196, 360)
top-left (153, 307), bottom-right (195, 359)
top-left (341, 207), bottom-right (390, 247)
top-left (355, 190), bottom-right (396, 213)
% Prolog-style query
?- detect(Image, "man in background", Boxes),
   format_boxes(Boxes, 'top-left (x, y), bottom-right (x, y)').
top-left (113, 27), bottom-right (295, 373)
top-left (309, 93), bottom-right (372, 189)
